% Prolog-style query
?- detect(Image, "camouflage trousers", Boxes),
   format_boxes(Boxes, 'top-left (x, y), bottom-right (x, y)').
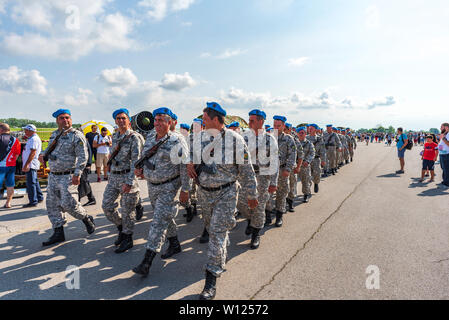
top-left (287, 171), bottom-right (297, 200)
top-left (275, 172), bottom-right (289, 213)
top-left (337, 149), bottom-right (343, 164)
top-left (299, 165), bottom-right (312, 195)
top-left (266, 192), bottom-right (275, 212)
top-left (326, 146), bottom-right (337, 169)
top-left (349, 147), bottom-right (354, 159)
top-left (343, 147), bottom-right (350, 161)
top-left (102, 174), bottom-right (140, 235)
top-left (237, 175), bottom-right (271, 229)
top-left (145, 179), bottom-right (181, 252)
top-left (311, 158), bottom-right (321, 185)
top-left (198, 183), bottom-right (238, 277)
top-left (46, 173), bottom-right (88, 228)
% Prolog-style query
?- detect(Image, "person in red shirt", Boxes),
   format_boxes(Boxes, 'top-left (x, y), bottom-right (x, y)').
top-left (0, 123), bottom-right (22, 208)
top-left (420, 135), bottom-right (439, 183)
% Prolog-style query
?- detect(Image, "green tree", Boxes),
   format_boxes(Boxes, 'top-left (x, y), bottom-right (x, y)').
top-left (429, 128), bottom-right (440, 134)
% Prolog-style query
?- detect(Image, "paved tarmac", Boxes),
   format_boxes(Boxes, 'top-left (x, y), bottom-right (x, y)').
top-left (0, 142), bottom-right (448, 300)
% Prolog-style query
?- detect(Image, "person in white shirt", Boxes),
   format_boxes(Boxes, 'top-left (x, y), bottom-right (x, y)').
top-left (438, 123), bottom-right (449, 187)
top-left (93, 127), bottom-right (112, 182)
top-left (22, 124), bottom-right (44, 207)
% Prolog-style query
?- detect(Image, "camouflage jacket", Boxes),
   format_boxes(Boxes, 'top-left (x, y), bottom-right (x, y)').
top-left (307, 134), bottom-right (326, 161)
top-left (299, 138), bottom-right (315, 163)
top-left (323, 132), bottom-right (342, 148)
top-left (110, 129), bottom-right (143, 185)
top-left (277, 132), bottom-right (297, 172)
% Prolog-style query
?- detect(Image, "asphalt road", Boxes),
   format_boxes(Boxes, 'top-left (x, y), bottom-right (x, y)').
top-left (1, 142), bottom-right (448, 300)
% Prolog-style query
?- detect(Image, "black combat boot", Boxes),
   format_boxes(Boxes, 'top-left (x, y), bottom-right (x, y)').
top-left (199, 227), bottom-right (209, 243)
top-left (245, 220), bottom-right (253, 235)
top-left (199, 270), bottom-right (217, 300)
top-left (84, 194), bottom-right (96, 206)
top-left (250, 228), bottom-right (261, 250)
top-left (332, 168), bottom-right (336, 175)
top-left (192, 203), bottom-right (198, 216)
top-left (264, 210), bottom-right (272, 227)
top-left (115, 225), bottom-right (125, 246)
top-left (115, 233), bottom-right (133, 253)
top-left (345, 160), bottom-right (349, 164)
top-left (42, 226), bottom-right (65, 246)
top-left (161, 236), bottom-right (182, 259)
top-left (286, 198), bottom-right (294, 212)
top-left (314, 183), bottom-right (319, 193)
top-left (185, 205), bottom-right (194, 223)
top-left (82, 215), bottom-right (95, 234)
top-left (136, 203), bottom-right (144, 221)
top-left (303, 194), bottom-right (310, 203)
top-left (322, 171), bottom-right (329, 178)
top-left (275, 211), bottom-right (284, 227)
top-left (132, 249), bottom-right (156, 277)
top-left (351, 157), bottom-right (353, 162)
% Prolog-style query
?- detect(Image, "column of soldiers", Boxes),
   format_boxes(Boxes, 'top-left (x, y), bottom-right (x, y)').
top-left (38, 105), bottom-right (356, 300)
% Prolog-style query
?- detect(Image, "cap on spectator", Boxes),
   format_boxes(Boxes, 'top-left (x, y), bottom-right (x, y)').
top-left (206, 102), bottom-right (226, 116)
top-left (113, 108), bottom-right (130, 120)
top-left (52, 109), bottom-right (71, 118)
top-left (22, 124), bottom-right (37, 132)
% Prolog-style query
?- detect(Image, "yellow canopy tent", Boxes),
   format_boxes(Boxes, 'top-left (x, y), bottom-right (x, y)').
top-left (196, 115), bottom-right (249, 128)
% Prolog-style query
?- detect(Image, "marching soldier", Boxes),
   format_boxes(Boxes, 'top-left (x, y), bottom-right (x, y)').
top-left (132, 107), bottom-right (191, 276)
top-left (306, 124), bottom-right (326, 193)
top-left (237, 109), bottom-right (279, 249)
top-left (130, 122), bottom-right (146, 221)
top-left (323, 124), bottom-right (341, 175)
top-left (102, 108), bottom-right (143, 254)
top-left (347, 129), bottom-right (357, 162)
top-left (297, 127), bottom-right (315, 203)
top-left (286, 125), bottom-right (304, 212)
top-left (272, 116), bottom-right (297, 226)
top-left (187, 102), bottom-right (258, 300)
top-left (39, 109), bottom-right (95, 246)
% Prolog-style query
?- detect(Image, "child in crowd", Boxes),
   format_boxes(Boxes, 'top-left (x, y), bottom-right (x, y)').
top-left (420, 135), bottom-right (439, 182)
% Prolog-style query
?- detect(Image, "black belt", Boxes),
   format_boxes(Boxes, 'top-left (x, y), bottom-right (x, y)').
top-left (200, 181), bottom-right (235, 192)
top-left (150, 175), bottom-right (180, 186)
top-left (111, 169), bottom-right (131, 175)
top-left (253, 165), bottom-right (260, 174)
top-left (51, 170), bottom-right (75, 175)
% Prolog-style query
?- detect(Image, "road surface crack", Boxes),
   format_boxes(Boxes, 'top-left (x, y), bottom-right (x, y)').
top-left (249, 149), bottom-right (392, 300)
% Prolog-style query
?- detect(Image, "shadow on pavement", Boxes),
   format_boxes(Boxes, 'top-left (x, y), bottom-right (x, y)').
top-left (377, 173), bottom-right (400, 178)
top-left (417, 188), bottom-right (449, 197)
top-left (0, 204), bottom-right (256, 300)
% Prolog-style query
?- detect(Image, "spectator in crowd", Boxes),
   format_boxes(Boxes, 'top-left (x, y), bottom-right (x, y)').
top-left (419, 135), bottom-right (439, 183)
top-left (396, 127), bottom-right (408, 174)
top-left (85, 125), bottom-right (99, 167)
top-left (0, 123), bottom-right (22, 209)
top-left (21, 124), bottom-right (44, 207)
top-left (438, 123), bottom-right (449, 187)
top-left (93, 127), bottom-right (111, 182)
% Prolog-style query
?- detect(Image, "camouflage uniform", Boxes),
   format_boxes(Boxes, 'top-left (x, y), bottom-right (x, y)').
top-left (275, 132), bottom-right (297, 212)
top-left (195, 129), bottom-right (257, 277)
top-left (323, 131), bottom-right (341, 171)
top-left (102, 129), bottom-right (142, 235)
top-left (135, 131), bottom-right (146, 209)
top-left (237, 130), bottom-right (279, 229)
top-left (341, 134), bottom-right (350, 162)
top-left (298, 139), bottom-right (315, 196)
top-left (143, 131), bottom-right (191, 252)
top-left (307, 134), bottom-right (326, 185)
top-left (287, 134), bottom-right (304, 201)
top-left (348, 134), bottom-right (357, 160)
top-left (44, 128), bottom-right (89, 228)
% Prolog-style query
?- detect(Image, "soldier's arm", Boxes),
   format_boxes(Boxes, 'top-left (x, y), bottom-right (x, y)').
top-left (306, 143), bottom-right (315, 163)
top-left (74, 133), bottom-right (88, 176)
top-left (269, 135), bottom-right (279, 186)
top-left (285, 136), bottom-right (297, 172)
top-left (296, 140), bottom-right (304, 162)
top-left (320, 141), bottom-right (327, 161)
top-left (237, 139), bottom-right (258, 200)
top-left (127, 134), bottom-right (142, 186)
top-left (335, 134), bottom-right (342, 149)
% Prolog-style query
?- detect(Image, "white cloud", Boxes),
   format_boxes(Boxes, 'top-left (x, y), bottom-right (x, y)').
top-left (200, 49), bottom-right (247, 60)
top-left (160, 72), bottom-right (196, 91)
top-left (367, 96), bottom-right (395, 109)
top-left (365, 5), bottom-right (380, 29)
top-left (99, 66), bottom-right (138, 87)
top-left (1, 1), bottom-right (137, 60)
top-left (288, 57), bottom-right (310, 67)
top-left (63, 88), bottom-right (93, 106)
top-left (138, 0), bottom-right (195, 21)
top-left (0, 66), bottom-right (47, 95)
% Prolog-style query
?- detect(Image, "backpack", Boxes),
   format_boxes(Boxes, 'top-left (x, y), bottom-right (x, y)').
top-left (400, 134), bottom-right (413, 150)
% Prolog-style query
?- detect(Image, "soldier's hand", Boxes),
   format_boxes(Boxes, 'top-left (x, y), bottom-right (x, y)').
top-left (134, 168), bottom-right (144, 178)
top-left (72, 175), bottom-right (81, 186)
top-left (122, 184), bottom-right (132, 193)
top-left (179, 191), bottom-right (189, 204)
top-left (268, 185), bottom-right (277, 194)
top-left (293, 166), bottom-right (300, 174)
top-left (282, 170), bottom-right (290, 177)
top-left (248, 199), bottom-right (258, 209)
top-left (321, 161), bottom-right (326, 167)
top-left (187, 163), bottom-right (197, 179)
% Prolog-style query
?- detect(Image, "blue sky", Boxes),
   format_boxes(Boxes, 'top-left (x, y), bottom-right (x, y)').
top-left (0, 0), bottom-right (448, 130)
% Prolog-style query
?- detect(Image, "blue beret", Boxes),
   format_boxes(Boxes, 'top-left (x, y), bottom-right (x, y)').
top-left (332, 127), bottom-right (337, 131)
top-left (193, 118), bottom-right (203, 124)
top-left (265, 125), bottom-right (271, 129)
top-left (112, 108), bottom-right (130, 120)
top-left (273, 115), bottom-right (287, 123)
top-left (170, 112), bottom-right (178, 121)
top-left (228, 121), bottom-right (240, 128)
top-left (285, 123), bottom-right (292, 129)
top-left (153, 107), bottom-right (172, 117)
top-left (180, 123), bottom-right (190, 130)
top-left (346, 128), bottom-right (351, 131)
top-left (249, 109), bottom-right (266, 120)
top-left (53, 108), bottom-right (71, 118)
top-left (206, 102), bottom-right (226, 116)
top-left (296, 126), bottom-right (307, 133)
